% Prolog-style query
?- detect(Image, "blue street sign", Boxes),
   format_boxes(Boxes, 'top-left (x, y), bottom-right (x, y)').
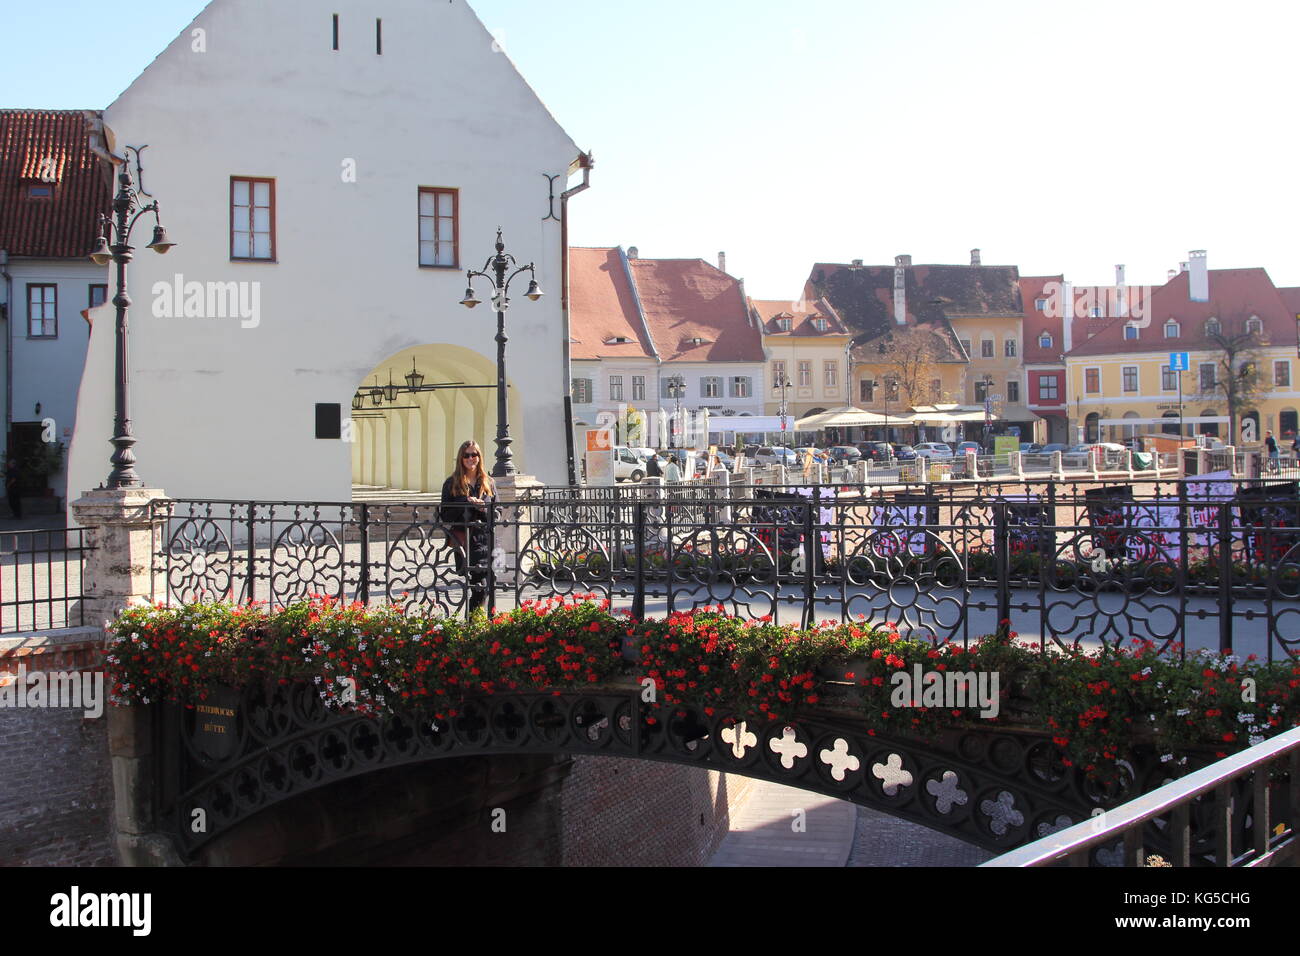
top-left (1169, 352), bottom-right (1190, 372)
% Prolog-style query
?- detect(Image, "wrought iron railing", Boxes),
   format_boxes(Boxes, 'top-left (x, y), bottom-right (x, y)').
top-left (980, 725), bottom-right (1300, 867)
top-left (0, 528), bottom-right (91, 634)
top-left (151, 477), bottom-right (1300, 662)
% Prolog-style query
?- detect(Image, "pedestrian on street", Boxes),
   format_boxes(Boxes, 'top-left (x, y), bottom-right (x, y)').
top-left (1266, 430), bottom-right (1279, 473)
top-left (663, 455), bottom-right (682, 483)
top-left (4, 456), bottom-right (21, 520)
top-left (439, 440), bottom-right (494, 615)
top-left (646, 453), bottom-right (662, 479)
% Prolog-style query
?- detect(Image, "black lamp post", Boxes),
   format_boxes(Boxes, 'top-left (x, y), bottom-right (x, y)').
top-left (89, 146), bottom-right (175, 490)
top-left (981, 375), bottom-right (995, 450)
top-left (773, 375), bottom-right (793, 447)
top-left (460, 229), bottom-right (542, 478)
top-left (666, 376), bottom-right (685, 449)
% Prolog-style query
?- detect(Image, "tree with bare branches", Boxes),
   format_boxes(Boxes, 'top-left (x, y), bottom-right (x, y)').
top-left (1193, 311), bottom-right (1266, 445)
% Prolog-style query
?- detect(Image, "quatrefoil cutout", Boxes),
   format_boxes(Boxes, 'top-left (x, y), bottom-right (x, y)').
top-left (819, 738), bottom-right (860, 782)
top-left (871, 754), bottom-right (914, 796)
top-left (980, 790), bottom-right (1025, 836)
top-left (926, 771), bottom-right (969, 814)
top-left (768, 726), bottom-right (808, 770)
top-left (720, 721), bottom-right (758, 759)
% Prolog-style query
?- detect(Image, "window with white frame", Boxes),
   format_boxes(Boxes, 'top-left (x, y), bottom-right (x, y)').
top-left (798, 361), bottom-right (811, 387)
top-left (418, 187), bottom-right (458, 267)
top-left (1123, 366), bottom-right (1138, 392)
top-left (1004, 338), bottom-right (1017, 357)
top-left (960, 338), bottom-right (972, 357)
top-left (981, 338), bottom-right (994, 358)
top-left (1038, 375), bottom-right (1059, 401)
top-left (1161, 365), bottom-right (1177, 391)
top-left (730, 376), bottom-right (751, 398)
top-left (632, 375), bottom-right (646, 401)
top-left (1247, 316), bottom-right (1264, 336)
top-left (1085, 368), bottom-right (1100, 394)
top-left (1039, 332), bottom-right (1053, 349)
top-left (572, 378), bottom-right (592, 404)
top-left (1200, 363), bottom-right (1217, 390)
top-left (824, 361), bottom-right (838, 388)
top-left (701, 376), bottom-right (722, 399)
top-left (1205, 318), bottom-right (1221, 337)
top-left (772, 360), bottom-right (787, 386)
top-left (1034, 297), bottom-right (1047, 311)
top-left (1275, 361), bottom-right (1291, 387)
top-left (1124, 324), bottom-right (1139, 340)
top-left (1007, 380), bottom-right (1019, 403)
top-left (231, 177), bottom-right (275, 260)
top-left (1164, 319), bottom-right (1180, 338)
top-left (609, 375), bottom-right (623, 402)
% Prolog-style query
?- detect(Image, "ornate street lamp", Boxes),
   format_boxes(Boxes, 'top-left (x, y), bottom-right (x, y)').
top-left (667, 376), bottom-right (686, 449)
top-left (773, 375), bottom-right (793, 447)
top-left (981, 375), bottom-right (995, 450)
top-left (460, 229), bottom-right (542, 478)
top-left (89, 146), bottom-right (176, 489)
top-left (383, 370), bottom-right (401, 404)
top-left (405, 358), bottom-right (425, 391)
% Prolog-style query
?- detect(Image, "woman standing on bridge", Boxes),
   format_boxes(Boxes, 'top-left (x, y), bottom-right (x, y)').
top-left (439, 440), bottom-right (495, 615)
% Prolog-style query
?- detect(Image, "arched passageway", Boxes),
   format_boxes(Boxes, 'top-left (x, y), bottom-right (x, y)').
top-left (350, 345), bottom-right (523, 495)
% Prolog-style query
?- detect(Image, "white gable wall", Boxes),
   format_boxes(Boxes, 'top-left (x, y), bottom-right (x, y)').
top-left (68, 0), bottom-right (582, 507)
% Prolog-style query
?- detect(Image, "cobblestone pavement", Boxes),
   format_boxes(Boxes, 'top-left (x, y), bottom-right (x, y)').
top-left (846, 805), bottom-right (994, 867)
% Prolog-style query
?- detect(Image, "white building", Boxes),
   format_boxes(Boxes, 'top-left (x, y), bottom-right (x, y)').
top-left (68, 0), bottom-right (591, 509)
top-left (569, 247), bottom-right (765, 449)
top-left (0, 110), bottom-right (110, 511)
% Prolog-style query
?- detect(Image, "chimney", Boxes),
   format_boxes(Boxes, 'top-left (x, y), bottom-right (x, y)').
top-left (970, 248), bottom-right (981, 267)
top-left (627, 246), bottom-right (639, 259)
top-left (893, 255), bottom-right (910, 325)
top-left (1115, 264), bottom-right (1127, 318)
top-left (1167, 269), bottom-right (1177, 281)
top-left (1189, 249), bottom-right (1208, 302)
top-left (1179, 261), bottom-right (1189, 272)
top-left (851, 259), bottom-right (864, 268)
top-left (717, 251), bottom-right (726, 274)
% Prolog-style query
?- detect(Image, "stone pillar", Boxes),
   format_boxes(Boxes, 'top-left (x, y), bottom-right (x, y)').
top-left (70, 488), bottom-right (170, 632)
top-left (69, 487), bottom-right (183, 866)
top-left (1051, 451), bottom-right (1064, 481)
top-left (964, 449), bottom-right (979, 481)
top-left (1009, 450), bottom-right (1023, 478)
top-left (492, 474), bottom-right (543, 584)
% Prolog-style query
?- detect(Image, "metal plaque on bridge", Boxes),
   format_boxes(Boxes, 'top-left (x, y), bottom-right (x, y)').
top-left (189, 686), bottom-right (240, 763)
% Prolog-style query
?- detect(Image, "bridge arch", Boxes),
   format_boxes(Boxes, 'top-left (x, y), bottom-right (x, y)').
top-left (350, 345), bottom-right (522, 494)
top-left (148, 684), bottom-right (1175, 864)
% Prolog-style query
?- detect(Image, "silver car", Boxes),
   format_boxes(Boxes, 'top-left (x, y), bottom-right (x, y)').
top-left (913, 442), bottom-right (954, 460)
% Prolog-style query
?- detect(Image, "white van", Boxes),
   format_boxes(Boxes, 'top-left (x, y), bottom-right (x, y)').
top-left (613, 446), bottom-right (649, 482)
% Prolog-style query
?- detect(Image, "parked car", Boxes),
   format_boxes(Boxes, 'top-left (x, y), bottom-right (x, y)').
top-left (1040, 443), bottom-right (1069, 455)
top-left (753, 446), bottom-right (798, 466)
top-left (857, 441), bottom-right (894, 462)
top-left (1019, 442), bottom-right (1043, 454)
top-left (892, 444), bottom-right (918, 461)
top-left (955, 441), bottom-right (982, 456)
top-left (913, 442), bottom-right (954, 460)
top-left (612, 446), bottom-right (648, 482)
top-left (828, 445), bottom-right (862, 464)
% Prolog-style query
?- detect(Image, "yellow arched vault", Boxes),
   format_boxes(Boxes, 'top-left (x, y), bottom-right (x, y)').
top-left (350, 344), bottom-right (523, 494)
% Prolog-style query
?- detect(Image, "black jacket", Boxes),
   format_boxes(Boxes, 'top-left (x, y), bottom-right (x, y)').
top-left (439, 476), bottom-right (492, 527)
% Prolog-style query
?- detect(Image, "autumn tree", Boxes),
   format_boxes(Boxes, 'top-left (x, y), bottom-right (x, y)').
top-left (860, 327), bottom-right (945, 407)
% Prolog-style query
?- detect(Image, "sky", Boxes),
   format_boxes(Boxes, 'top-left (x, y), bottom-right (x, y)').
top-left (5, 0), bottom-right (1299, 299)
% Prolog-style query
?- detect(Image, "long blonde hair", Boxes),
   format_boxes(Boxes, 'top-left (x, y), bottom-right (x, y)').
top-left (451, 440), bottom-right (495, 498)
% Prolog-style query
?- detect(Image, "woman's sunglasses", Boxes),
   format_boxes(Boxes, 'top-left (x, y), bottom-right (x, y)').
top-left (462, 452), bottom-right (480, 459)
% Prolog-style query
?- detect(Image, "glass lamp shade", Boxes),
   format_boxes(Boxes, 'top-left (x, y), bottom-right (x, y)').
top-left (147, 225), bottom-right (176, 254)
top-left (89, 236), bottom-right (113, 266)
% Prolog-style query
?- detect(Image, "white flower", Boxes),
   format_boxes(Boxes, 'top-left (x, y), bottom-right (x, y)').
top-left (1249, 734), bottom-right (1265, 747)
top-left (1238, 712), bottom-right (1256, 724)
top-left (1176, 708), bottom-right (1190, 716)
top-left (1141, 667), bottom-right (1152, 676)
top-left (1160, 753), bottom-right (1173, 763)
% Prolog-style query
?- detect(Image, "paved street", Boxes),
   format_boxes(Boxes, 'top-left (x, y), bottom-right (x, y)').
top-left (706, 778), bottom-right (994, 867)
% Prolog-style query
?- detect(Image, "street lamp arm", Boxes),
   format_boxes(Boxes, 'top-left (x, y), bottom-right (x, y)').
top-left (122, 203), bottom-right (161, 242)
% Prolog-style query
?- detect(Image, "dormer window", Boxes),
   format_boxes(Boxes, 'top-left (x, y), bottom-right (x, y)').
top-left (1124, 323), bottom-right (1139, 341)
top-left (26, 183), bottom-right (54, 199)
top-left (686, 336), bottom-right (711, 348)
top-left (1090, 306), bottom-right (1104, 319)
top-left (1205, 317), bottom-right (1221, 336)
top-left (1039, 332), bottom-right (1053, 349)
top-left (1034, 297), bottom-right (1048, 311)
top-left (812, 317), bottom-right (828, 332)
top-left (603, 336), bottom-right (633, 345)
top-left (1246, 316), bottom-right (1263, 336)
top-left (1164, 319), bottom-right (1180, 339)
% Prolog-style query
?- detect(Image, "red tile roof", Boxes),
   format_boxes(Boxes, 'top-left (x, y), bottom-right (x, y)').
top-left (1019, 275), bottom-right (1065, 364)
top-left (749, 297), bottom-right (848, 337)
top-left (627, 257), bottom-right (763, 363)
top-left (0, 110), bottom-right (111, 258)
top-left (1067, 268), bottom-right (1298, 357)
top-left (568, 247), bottom-right (656, 360)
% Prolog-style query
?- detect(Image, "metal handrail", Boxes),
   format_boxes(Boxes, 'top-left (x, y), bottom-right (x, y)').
top-left (981, 725), bottom-right (1300, 867)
